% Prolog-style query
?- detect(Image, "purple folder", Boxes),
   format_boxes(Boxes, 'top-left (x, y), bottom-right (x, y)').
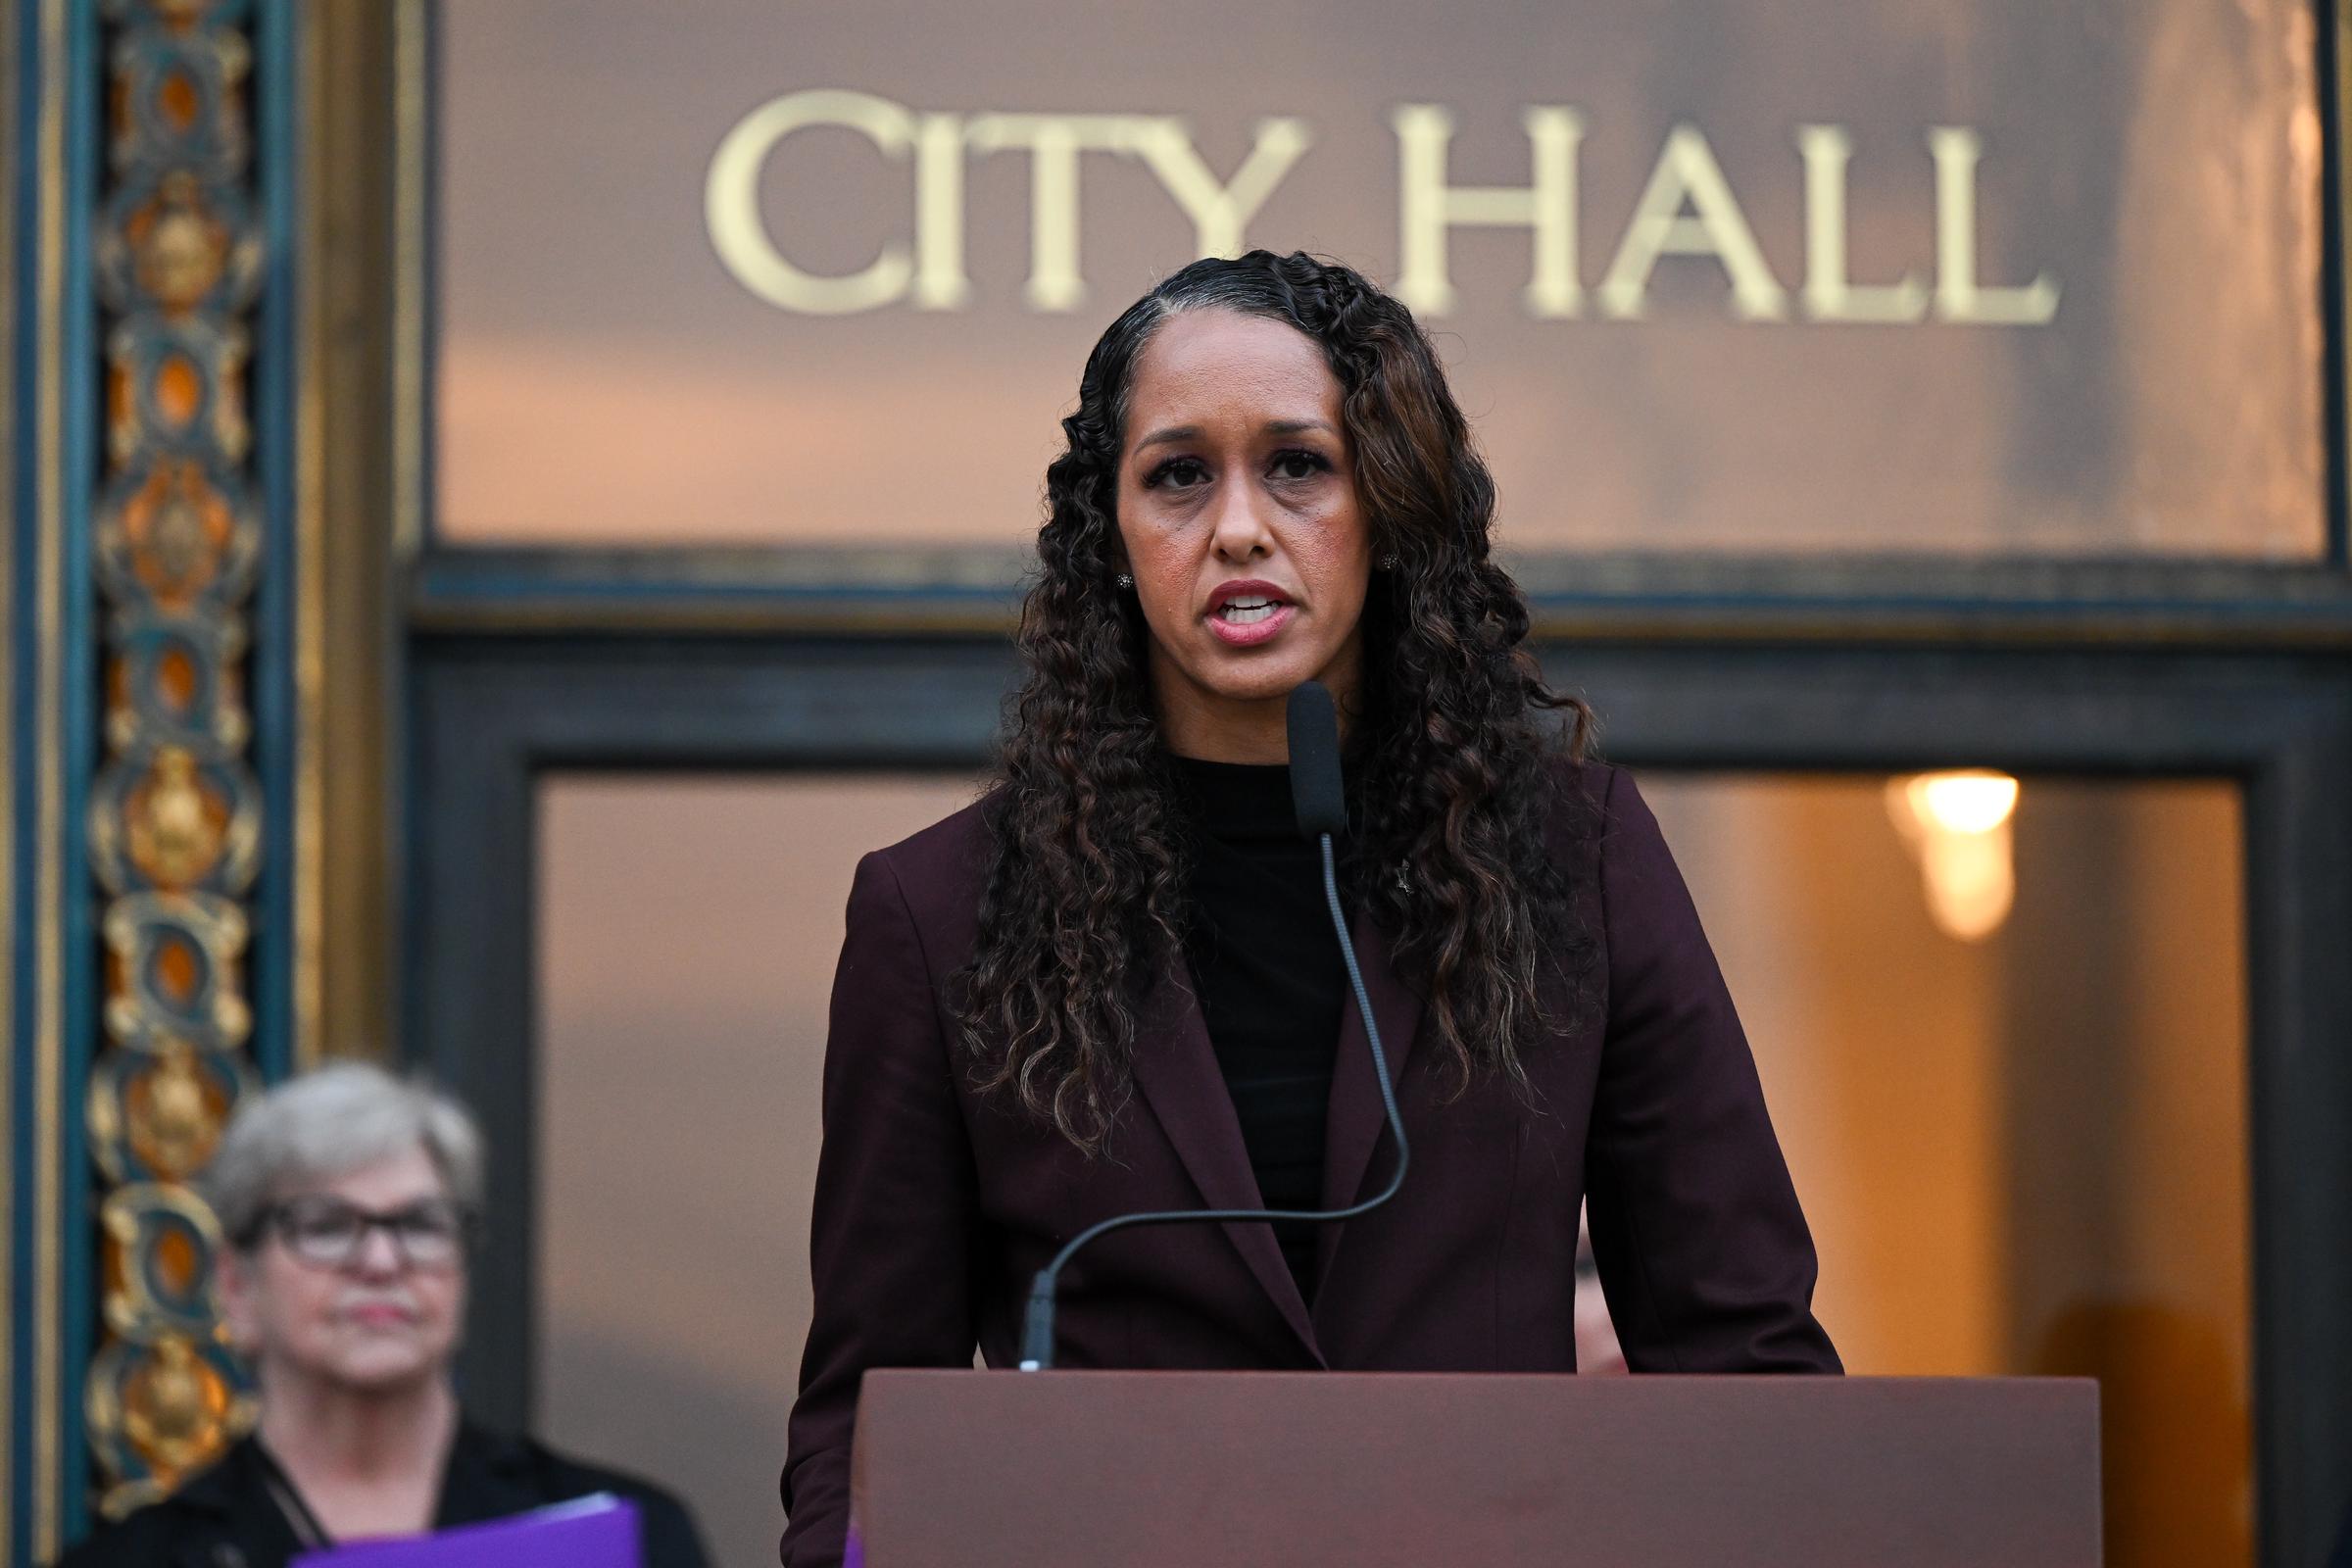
top-left (291, 1494), bottom-right (641, 1568)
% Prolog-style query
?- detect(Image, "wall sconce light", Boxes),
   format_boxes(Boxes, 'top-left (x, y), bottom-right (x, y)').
top-left (1885, 770), bottom-right (2020, 942)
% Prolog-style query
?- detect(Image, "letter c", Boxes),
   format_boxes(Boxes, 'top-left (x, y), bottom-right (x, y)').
top-left (706, 89), bottom-right (915, 315)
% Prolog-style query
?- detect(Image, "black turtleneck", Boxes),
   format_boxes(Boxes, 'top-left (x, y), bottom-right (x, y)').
top-left (1169, 756), bottom-right (1347, 1303)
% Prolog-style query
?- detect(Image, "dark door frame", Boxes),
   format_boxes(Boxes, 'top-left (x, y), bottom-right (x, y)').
top-left (408, 626), bottom-right (2352, 1568)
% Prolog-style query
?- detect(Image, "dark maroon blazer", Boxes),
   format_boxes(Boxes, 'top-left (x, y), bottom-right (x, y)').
top-left (779, 763), bottom-right (1838, 1567)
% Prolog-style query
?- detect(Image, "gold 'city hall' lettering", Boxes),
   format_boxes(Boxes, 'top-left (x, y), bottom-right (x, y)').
top-left (707, 90), bottom-right (2058, 325)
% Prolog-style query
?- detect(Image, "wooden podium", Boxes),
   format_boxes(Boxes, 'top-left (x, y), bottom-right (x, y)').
top-left (846, 1370), bottom-right (2100, 1566)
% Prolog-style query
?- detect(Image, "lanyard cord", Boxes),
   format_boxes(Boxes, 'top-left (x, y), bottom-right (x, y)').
top-left (252, 1439), bottom-right (334, 1550)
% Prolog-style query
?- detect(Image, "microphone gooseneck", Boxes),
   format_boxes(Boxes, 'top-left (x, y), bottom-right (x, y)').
top-left (1019, 681), bottom-right (1411, 1371)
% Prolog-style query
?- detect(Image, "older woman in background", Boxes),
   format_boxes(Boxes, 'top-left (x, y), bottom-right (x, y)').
top-left (58, 1063), bottom-right (709, 1568)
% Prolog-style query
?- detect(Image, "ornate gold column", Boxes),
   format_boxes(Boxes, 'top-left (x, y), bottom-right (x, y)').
top-left (80, 0), bottom-right (267, 1515)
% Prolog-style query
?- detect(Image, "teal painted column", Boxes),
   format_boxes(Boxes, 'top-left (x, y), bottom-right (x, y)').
top-left (9, 2), bottom-right (103, 1558)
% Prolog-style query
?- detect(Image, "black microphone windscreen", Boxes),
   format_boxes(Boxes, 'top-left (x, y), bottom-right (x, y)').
top-left (1286, 681), bottom-right (1348, 839)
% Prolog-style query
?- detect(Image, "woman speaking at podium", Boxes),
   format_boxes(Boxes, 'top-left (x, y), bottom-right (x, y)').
top-left (781, 250), bottom-right (1838, 1567)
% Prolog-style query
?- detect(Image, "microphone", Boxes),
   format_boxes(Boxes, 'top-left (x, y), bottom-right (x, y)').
top-left (1019, 680), bottom-right (1411, 1370)
top-left (1286, 680), bottom-right (1348, 837)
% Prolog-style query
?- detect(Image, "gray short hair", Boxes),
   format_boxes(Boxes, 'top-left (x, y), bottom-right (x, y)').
top-left (205, 1063), bottom-right (485, 1249)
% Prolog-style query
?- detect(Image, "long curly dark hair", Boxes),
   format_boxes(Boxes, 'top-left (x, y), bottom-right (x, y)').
top-left (955, 250), bottom-right (1596, 1152)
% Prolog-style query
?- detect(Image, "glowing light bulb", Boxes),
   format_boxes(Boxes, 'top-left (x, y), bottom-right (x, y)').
top-left (1907, 771), bottom-right (2019, 836)
top-left (1885, 770), bottom-right (2021, 942)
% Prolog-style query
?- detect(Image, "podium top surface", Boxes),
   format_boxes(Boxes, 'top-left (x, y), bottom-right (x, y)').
top-left (851, 1370), bottom-right (2100, 1568)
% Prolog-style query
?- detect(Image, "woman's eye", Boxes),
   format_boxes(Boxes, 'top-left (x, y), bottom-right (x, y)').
top-left (295, 1211), bottom-right (362, 1247)
top-left (1271, 450), bottom-right (1327, 482)
top-left (1145, 457), bottom-right (1208, 490)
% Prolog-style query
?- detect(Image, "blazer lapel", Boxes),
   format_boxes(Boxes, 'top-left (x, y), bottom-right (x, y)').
top-left (1315, 911), bottom-right (1425, 1284)
top-left (1128, 956), bottom-right (1324, 1362)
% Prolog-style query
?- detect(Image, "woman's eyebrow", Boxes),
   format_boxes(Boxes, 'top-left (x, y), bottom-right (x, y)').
top-left (1133, 424), bottom-right (1200, 453)
top-left (1263, 418), bottom-right (1337, 438)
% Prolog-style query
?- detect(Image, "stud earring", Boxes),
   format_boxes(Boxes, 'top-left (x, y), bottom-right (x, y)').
top-left (1377, 554), bottom-right (1399, 570)
top-left (1115, 572), bottom-right (1135, 589)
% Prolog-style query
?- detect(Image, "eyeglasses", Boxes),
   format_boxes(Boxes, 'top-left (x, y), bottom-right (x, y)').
top-left (252, 1196), bottom-right (475, 1272)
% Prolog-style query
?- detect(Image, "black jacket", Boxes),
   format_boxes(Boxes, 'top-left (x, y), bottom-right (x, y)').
top-left (52, 1421), bottom-right (710, 1568)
